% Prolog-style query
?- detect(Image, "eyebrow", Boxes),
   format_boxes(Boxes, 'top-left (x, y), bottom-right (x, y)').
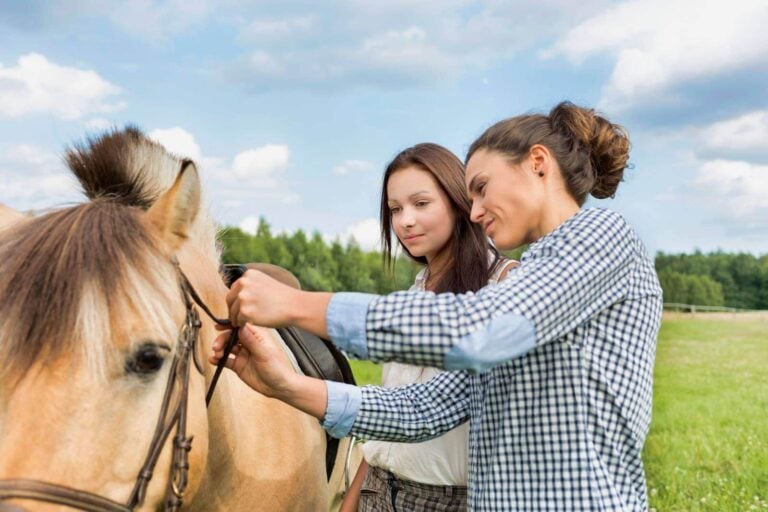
top-left (467, 175), bottom-right (482, 193)
top-left (388, 190), bottom-right (432, 204)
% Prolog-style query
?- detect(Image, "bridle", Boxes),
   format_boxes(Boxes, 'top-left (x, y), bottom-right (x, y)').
top-left (0, 262), bottom-right (239, 511)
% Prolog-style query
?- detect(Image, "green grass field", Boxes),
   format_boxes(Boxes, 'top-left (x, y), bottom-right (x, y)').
top-left (348, 314), bottom-right (768, 511)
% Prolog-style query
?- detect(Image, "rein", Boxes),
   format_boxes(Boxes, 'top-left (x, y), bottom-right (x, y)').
top-left (0, 263), bottom-right (238, 511)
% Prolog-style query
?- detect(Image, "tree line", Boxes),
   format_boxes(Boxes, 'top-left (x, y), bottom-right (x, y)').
top-left (219, 219), bottom-right (766, 309)
top-left (655, 251), bottom-right (768, 309)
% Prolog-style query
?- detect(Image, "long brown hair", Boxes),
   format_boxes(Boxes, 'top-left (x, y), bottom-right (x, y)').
top-left (467, 101), bottom-right (631, 205)
top-left (379, 143), bottom-right (500, 294)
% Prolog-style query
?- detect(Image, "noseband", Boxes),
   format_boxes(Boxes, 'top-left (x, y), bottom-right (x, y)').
top-left (0, 263), bottom-right (238, 511)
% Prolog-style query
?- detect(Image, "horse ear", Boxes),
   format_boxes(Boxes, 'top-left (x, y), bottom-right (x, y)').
top-left (145, 160), bottom-right (201, 255)
top-left (0, 204), bottom-right (27, 231)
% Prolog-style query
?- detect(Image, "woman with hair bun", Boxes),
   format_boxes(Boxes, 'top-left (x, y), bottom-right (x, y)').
top-left (213, 102), bottom-right (663, 511)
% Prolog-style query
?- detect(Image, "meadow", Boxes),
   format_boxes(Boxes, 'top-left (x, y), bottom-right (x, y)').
top-left (348, 313), bottom-right (768, 511)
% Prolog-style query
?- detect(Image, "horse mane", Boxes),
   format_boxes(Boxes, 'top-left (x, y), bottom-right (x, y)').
top-left (0, 127), bottom-right (219, 386)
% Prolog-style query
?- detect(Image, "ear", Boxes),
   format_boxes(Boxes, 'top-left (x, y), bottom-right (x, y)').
top-left (144, 160), bottom-right (201, 255)
top-left (528, 144), bottom-right (551, 176)
top-left (0, 204), bottom-right (27, 231)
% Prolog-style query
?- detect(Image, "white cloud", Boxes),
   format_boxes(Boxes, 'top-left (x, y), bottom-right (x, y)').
top-left (547, 0), bottom-right (768, 112)
top-left (332, 159), bottom-right (376, 175)
top-left (0, 53), bottom-right (124, 120)
top-left (226, 1), bottom-right (619, 91)
top-left (232, 144), bottom-right (290, 186)
top-left (149, 127), bottom-right (203, 161)
top-left (694, 159), bottom-right (768, 219)
top-left (0, 144), bottom-right (80, 210)
top-left (239, 15), bottom-right (315, 42)
top-left (239, 215), bottom-right (261, 235)
top-left (697, 110), bottom-right (768, 157)
top-left (101, 0), bottom-right (212, 41)
top-left (5, 144), bottom-right (61, 170)
top-left (333, 217), bottom-right (381, 251)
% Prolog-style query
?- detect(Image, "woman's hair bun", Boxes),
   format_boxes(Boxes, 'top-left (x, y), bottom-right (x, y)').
top-left (549, 102), bottom-right (630, 199)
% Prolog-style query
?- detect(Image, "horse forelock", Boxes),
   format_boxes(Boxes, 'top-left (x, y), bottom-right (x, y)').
top-left (66, 126), bottom-right (221, 264)
top-left (0, 201), bottom-right (183, 387)
top-left (66, 126), bottom-right (178, 208)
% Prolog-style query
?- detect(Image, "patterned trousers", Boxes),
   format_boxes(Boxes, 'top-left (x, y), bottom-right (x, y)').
top-left (358, 466), bottom-right (467, 512)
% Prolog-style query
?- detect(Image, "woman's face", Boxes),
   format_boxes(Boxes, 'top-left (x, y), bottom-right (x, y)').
top-left (387, 166), bottom-right (456, 262)
top-left (465, 149), bottom-right (543, 250)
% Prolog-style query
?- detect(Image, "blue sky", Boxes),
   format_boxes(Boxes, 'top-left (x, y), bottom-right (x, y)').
top-left (1, 0), bottom-right (766, 255)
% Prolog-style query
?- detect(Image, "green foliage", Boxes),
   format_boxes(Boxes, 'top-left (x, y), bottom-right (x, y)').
top-left (218, 217), bottom-right (419, 292)
top-left (658, 271), bottom-right (725, 306)
top-left (656, 251), bottom-right (768, 309)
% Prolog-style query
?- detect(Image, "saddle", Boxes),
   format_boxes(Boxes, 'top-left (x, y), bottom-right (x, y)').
top-left (222, 264), bottom-right (357, 480)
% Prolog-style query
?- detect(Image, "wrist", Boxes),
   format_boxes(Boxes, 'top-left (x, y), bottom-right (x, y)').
top-left (290, 291), bottom-right (333, 338)
top-left (274, 373), bottom-right (328, 420)
top-left (273, 371), bottom-right (305, 402)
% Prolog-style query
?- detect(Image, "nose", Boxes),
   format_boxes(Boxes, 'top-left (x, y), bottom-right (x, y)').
top-left (470, 200), bottom-right (484, 224)
top-left (397, 207), bottom-right (416, 228)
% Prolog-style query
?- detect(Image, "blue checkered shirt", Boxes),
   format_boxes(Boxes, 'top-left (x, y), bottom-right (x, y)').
top-left (323, 208), bottom-right (663, 511)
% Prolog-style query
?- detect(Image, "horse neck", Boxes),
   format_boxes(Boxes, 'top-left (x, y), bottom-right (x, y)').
top-left (192, 329), bottom-right (330, 511)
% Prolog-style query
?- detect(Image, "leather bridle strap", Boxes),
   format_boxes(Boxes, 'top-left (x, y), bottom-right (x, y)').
top-left (172, 269), bottom-right (238, 407)
top-left (0, 266), bottom-right (206, 512)
top-left (0, 265), bottom-right (238, 511)
top-left (0, 480), bottom-right (131, 512)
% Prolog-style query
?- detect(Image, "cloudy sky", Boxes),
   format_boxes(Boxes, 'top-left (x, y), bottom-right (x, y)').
top-left (1, 0), bottom-right (766, 255)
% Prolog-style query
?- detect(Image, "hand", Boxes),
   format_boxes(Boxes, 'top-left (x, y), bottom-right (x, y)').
top-left (209, 323), bottom-right (297, 399)
top-left (225, 269), bottom-right (298, 328)
top-left (208, 323), bottom-right (330, 419)
top-left (221, 269), bottom-right (333, 338)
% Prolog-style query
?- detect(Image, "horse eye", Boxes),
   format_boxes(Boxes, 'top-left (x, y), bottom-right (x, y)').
top-left (125, 343), bottom-right (169, 375)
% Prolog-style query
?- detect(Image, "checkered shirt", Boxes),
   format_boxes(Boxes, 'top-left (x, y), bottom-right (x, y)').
top-left (347, 208), bottom-right (663, 511)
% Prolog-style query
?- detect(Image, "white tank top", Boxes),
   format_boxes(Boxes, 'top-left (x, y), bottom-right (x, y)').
top-left (361, 256), bottom-right (517, 485)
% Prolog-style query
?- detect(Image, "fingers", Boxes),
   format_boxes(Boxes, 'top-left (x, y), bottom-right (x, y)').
top-left (237, 323), bottom-right (264, 352)
top-left (229, 296), bottom-right (241, 327)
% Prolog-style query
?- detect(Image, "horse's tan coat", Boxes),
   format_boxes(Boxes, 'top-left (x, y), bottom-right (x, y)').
top-left (0, 152), bottom-right (336, 511)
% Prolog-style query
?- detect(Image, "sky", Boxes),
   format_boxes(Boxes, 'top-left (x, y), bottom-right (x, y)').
top-left (0, 0), bottom-right (766, 256)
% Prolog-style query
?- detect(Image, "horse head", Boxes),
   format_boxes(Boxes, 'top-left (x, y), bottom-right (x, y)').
top-left (0, 128), bottom-right (227, 510)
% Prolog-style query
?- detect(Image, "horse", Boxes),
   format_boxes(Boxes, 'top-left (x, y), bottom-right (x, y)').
top-left (0, 128), bottom-right (348, 511)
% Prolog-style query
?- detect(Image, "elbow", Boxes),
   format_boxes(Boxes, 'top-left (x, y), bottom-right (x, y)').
top-left (442, 313), bottom-right (537, 373)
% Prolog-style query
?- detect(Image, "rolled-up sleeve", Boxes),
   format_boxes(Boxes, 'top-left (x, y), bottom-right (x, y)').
top-left (326, 292), bottom-right (377, 359)
top-left (322, 380), bottom-right (362, 438)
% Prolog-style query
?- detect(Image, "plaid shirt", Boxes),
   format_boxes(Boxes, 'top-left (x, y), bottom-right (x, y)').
top-left (324, 208), bottom-right (663, 511)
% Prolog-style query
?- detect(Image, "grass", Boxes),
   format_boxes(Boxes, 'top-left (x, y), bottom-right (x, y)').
top-left (347, 314), bottom-right (768, 511)
top-left (645, 314), bottom-right (768, 511)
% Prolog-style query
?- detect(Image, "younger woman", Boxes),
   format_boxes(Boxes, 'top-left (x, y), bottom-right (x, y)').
top-left (342, 143), bottom-right (516, 511)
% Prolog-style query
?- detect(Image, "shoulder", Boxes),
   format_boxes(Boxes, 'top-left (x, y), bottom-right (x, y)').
top-left (490, 258), bottom-right (519, 284)
top-left (533, 208), bottom-right (636, 257)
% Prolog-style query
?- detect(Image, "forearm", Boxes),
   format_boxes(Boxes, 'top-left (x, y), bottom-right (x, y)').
top-left (287, 290), bottom-right (332, 339)
top-left (274, 373), bottom-right (329, 420)
top-left (350, 381), bottom-right (469, 442)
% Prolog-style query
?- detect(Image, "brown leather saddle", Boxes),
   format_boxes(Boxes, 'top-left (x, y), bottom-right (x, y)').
top-left (222, 264), bottom-right (356, 480)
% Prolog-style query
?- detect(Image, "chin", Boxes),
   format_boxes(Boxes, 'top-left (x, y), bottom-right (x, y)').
top-left (490, 235), bottom-right (517, 252)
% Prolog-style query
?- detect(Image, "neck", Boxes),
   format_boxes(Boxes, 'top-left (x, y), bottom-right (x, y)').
top-left (534, 194), bottom-right (581, 241)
